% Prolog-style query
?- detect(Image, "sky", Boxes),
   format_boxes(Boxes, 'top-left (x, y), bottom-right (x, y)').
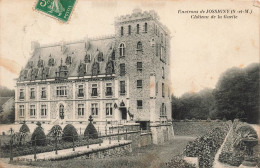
top-left (0, 0), bottom-right (259, 97)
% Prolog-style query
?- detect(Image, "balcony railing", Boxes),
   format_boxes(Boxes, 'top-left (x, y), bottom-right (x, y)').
top-left (78, 93), bottom-right (84, 97)
top-left (120, 91), bottom-right (126, 95)
top-left (105, 92), bottom-right (113, 96)
top-left (91, 93), bottom-right (98, 97)
top-left (30, 96), bottom-right (35, 99)
top-left (19, 96), bottom-right (25, 100)
top-left (41, 95), bottom-right (46, 99)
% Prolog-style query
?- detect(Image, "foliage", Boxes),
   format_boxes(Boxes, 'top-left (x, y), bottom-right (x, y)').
top-left (172, 63), bottom-right (259, 123)
top-left (0, 136), bottom-right (102, 158)
top-left (166, 155), bottom-right (196, 168)
top-left (84, 122), bottom-right (98, 139)
top-left (172, 88), bottom-right (216, 120)
top-left (31, 127), bottom-right (46, 146)
top-left (0, 104), bottom-right (15, 124)
top-left (185, 123), bottom-right (230, 168)
top-left (62, 124), bottom-right (78, 142)
top-left (214, 63), bottom-right (259, 123)
top-left (19, 122), bottom-right (30, 133)
top-left (0, 86), bottom-right (15, 97)
top-left (48, 125), bottom-right (62, 137)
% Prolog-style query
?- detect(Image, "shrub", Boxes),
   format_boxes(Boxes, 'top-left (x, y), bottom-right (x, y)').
top-left (62, 124), bottom-right (78, 142)
top-left (31, 127), bottom-right (46, 146)
top-left (166, 156), bottom-right (196, 168)
top-left (19, 122), bottom-right (30, 133)
top-left (48, 125), bottom-right (62, 137)
top-left (84, 122), bottom-right (98, 139)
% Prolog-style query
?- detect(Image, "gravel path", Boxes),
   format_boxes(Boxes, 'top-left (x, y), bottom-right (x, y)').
top-left (212, 124), bottom-right (236, 168)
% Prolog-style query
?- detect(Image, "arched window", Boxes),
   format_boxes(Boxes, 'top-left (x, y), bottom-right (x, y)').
top-left (111, 50), bottom-right (115, 60)
top-left (78, 63), bottom-right (86, 77)
top-left (37, 59), bottom-right (44, 68)
top-left (136, 24), bottom-right (140, 34)
top-left (137, 41), bottom-right (142, 51)
top-left (119, 43), bottom-right (125, 57)
top-left (106, 60), bottom-right (114, 75)
top-left (144, 23), bottom-right (148, 33)
top-left (121, 26), bottom-right (124, 36)
top-left (128, 25), bottom-right (131, 35)
top-left (98, 52), bottom-right (103, 62)
top-left (59, 104), bottom-right (64, 119)
top-left (48, 57), bottom-right (55, 66)
top-left (65, 56), bottom-right (72, 65)
top-left (92, 62), bottom-right (100, 76)
top-left (84, 54), bottom-right (91, 63)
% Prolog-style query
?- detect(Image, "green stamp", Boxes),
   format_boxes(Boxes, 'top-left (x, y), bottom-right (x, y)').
top-left (35, 0), bottom-right (77, 22)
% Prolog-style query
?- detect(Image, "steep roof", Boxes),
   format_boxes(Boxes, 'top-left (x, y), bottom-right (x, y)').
top-left (18, 36), bottom-right (116, 81)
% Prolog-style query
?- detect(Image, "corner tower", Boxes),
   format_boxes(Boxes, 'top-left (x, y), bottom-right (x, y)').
top-left (114, 8), bottom-right (172, 126)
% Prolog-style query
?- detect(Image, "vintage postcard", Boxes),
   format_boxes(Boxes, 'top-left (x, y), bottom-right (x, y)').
top-left (0, 0), bottom-right (259, 168)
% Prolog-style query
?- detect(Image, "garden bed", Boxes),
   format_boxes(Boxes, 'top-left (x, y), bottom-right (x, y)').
top-left (172, 121), bottom-right (225, 137)
top-left (184, 121), bottom-right (231, 168)
top-left (0, 135), bottom-right (102, 158)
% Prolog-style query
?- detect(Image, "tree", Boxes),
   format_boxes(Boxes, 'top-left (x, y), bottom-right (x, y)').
top-left (214, 63), bottom-right (259, 123)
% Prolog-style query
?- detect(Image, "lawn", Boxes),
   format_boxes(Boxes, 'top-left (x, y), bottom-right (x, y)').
top-left (11, 136), bottom-right (195, 168)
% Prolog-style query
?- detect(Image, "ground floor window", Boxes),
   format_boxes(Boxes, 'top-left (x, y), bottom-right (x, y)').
top-left (78, 104), bottom-right (84, 116)
top-left (19, 105), bottom-right (24, 117)
top-left (106, 103), bottom-right (113, 116)
top-left (41, 105), bottom-right (47, 117)
top-left (30, 105), bottom-right (36, 117)
top-left (91, 103), bottom-right (98, 116)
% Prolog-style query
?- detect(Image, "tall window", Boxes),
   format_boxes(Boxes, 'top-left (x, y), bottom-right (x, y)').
top-left (160, 45), bottom-right (163, 60)
top-left (119, 43), bottom-right (125, 57)
top-left (137, 100), bottom-right (143, 109)
top-left (106, 83), bottom-right (112, 96)
top-left (120, 64), bottom-right (126, 76)
top-left (121, 26), bottom-right (124, 36)
top-left (91, 84), bottom-right (98, 97)
top-left (162, 83), bottom-right (165, 97)
top-left (137, 80), bottom-right (142, 88)
top-left (161, 103), bottom-right (166, 116)
top-left (136, 24), bottom-right (140, 34)
top-left (19, 105), bottom-right (25, 117)
top-left (78, 104), bottom-right (84, 116)
top-left (59, 104), bottom-right (64, 119)
top-left (41, 87), bottom-right (46, 98)
top-left (144, 23), bottom-right (148, 33)
top-left (162, 67), bottom-right (165, 78)
top-left (30, 88), bottom-right (35, 99)
top-left (30, 105), bottom-right (36, 117)
top-left (156, 82), bottom-right (159, 95)
top-left (156, 43), bottom-right (159, 56)
top-left (19, 89), bottom-right (25, 99)
top-left (120, 81), bottom-right (126, 95)
top-left (78, 85), bottom-right (84, 97)
top-left (128, 25), bottom-right (131, 35)
top-left (161, 33), bottom-right (163, 43)
top-left (91, 103), bottom-right (98, 116)
top-left (57, 86), bottom-right (67, 97)
top-left (137, 41), bottom-right (142, 51)
top-left (137, 62), bottom-right (142, 71)
top-left (41, 105), bottom-right (47, 117)
top-left (106, 103), bottom-right (113, 116)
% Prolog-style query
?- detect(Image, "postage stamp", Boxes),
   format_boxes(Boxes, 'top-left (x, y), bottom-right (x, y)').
top-left (35, 0), bottom-right (77, 22)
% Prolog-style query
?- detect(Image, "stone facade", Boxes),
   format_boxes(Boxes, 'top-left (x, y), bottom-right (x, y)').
top-left (15, 9), bottom-right (173, 136)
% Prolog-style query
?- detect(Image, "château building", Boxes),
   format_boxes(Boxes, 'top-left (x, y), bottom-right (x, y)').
top-left (15, 9), bottom-right (172, 132)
